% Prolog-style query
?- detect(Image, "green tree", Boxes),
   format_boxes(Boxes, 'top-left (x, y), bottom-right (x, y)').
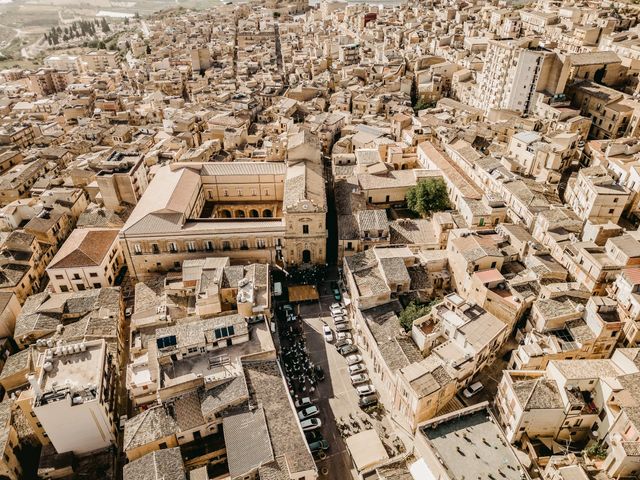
top-left (413, 96), bottom-right (434, 112)
top-left (398, 300), bottom-right (436, 332)
top-left (101, 18), bottom-right (111, 33)
top-left (405, 178), bottom-right (451, 218)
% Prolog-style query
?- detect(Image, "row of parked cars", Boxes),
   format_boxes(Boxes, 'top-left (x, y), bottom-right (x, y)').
top-left (295, 397), bottom-right (330, 454)
top-left (324, 302), bottom-right (379, 409)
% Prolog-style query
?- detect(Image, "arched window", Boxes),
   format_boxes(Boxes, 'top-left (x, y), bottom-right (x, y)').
top-left (263, 209), bottom-right (273, 218)
top-left (235, 210), bottom-right (245, 218)
top-left (220, 209), bottom-right (232, 218)
top-left (249, 209), bottom-right (259, 218)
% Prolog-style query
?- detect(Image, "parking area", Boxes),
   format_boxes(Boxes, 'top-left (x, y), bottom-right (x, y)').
top-left (297, 292), bottom-right (404, 478)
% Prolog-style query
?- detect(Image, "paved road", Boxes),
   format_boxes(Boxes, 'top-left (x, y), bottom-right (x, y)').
top-left (458, 337), bottom-right (517, 408)
top-left (299, 293), bottom-right (356, 479)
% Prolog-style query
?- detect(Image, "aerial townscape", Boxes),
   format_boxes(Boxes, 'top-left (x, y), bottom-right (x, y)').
top-left (2, 0), bottom-right (640, 478)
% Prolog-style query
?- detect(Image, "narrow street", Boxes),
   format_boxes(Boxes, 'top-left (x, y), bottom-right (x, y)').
top-left (298, 291), bottom-right (355, 479)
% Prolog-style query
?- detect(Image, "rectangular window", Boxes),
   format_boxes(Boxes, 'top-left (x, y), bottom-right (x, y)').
top-left (93, 283), bottom-right (101, 288)
top-left (223, 241), bottom-right (231, 251)
top-left (187, 241), bottom-right (196, 252)
top-left (152, 244), bottom-right (160, 254)
top-left (303, 225), bottom-right (309, 234)
top-left (205, 241), bottom-right (213, 251)
top-left (223, 189), bottom-right (228, 197)
top-left (55, 275), bottom-right (64, 280)
top-left (134, 244), bottom-right (142, 254)
top-left (60, 285), bottom-right (69, 292)
top-left (257, 239), bottom-right (266, 249)
top-left (240, 240), bottom-right (248, 250)
top-left (168, 242), bottom-right (178, 253)
top-left (89, 272), bottom-right (98, 278)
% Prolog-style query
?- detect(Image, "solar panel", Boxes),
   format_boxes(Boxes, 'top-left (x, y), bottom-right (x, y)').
top-left (156, 335), bottom-right (177, 349)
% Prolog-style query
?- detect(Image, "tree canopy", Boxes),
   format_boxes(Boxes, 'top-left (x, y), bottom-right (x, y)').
top-left (398, 300), bottom-right (436, 332)
top-left (405, 177), bottom-right (451, 218)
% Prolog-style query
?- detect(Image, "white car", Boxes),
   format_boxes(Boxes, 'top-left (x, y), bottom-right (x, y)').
top-left (350, 373), bottom-right (369, 385)
top-left (322, 324), bottom-right (333, 342)
top-left (300, 418), bottom-right (322, 431)
top-left (336, 332), bottom-right (352, 341)
top-left (330, 307), bottom-right (346, 317)
top-left (330, 302), bottom-right (344, 310)
top-left (298, 406), bottom-right (320, 420)
top-left (348, 363), bottom-right (366, 375)
top-left (295, 397), bottom-right (312, 409)
top-left (333, 315), bottom-right (348, 325)
top-left (463, 381), bottom-right (484, 398)
top-left (356, 384), bottom-right (376, 396)
top-left (346, 354), bottom-right (363, 366)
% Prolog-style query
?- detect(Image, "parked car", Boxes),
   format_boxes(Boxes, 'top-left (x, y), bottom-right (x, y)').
top-left (336, 324), bottom-right (351, 333)
top-left (283, 304), bottom-right (294, 316)
top-left (305, 430), bottom-right (321, 443)
top-left (338, 344), bottom-right (358, 356)
top-left (356, 384), bottom-right (376, 396)
top-left (333, 289), bottom-right (342, 301)
top-left (462, 381), bottom-right (484, 398)
top-left (330, 306), bottom-right (346, 317)
top-left (350, 373), bottom-right (369, 385)
top-left (273, 282), bottom-right (283, 297)
top-left (358, 393), bottom-right (378, 409)
top-left (315, 365), bottom-right (325, 381)
top-left (298, 406), bottom-right (320, 420)
top-left (295, 397), bottom-right (313, 409)
top-left (336, 332), bottom-right (352, 341)
top-left (334, 339), bottom-right (353, 349)
top-left (346, 354), bottom-right (363, 366)
top-left (330, 302), bottom-right (344, 310)
top-left (348, 363), bottom-right (366, 375)
top-left (309, 439), bottom-right (330, 453)
top-left (333, 315), bottom-right (348, 324)
top-left (300, 418), bottom-right (322, 431)
top-left (322, 325), bottom-right (333, 342)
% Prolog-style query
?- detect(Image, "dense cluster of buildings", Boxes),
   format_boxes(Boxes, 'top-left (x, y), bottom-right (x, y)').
top-left (0, 0), bottom-right (637, 478)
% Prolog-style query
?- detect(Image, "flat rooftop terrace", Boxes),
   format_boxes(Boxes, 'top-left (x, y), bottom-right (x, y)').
top-left (420, 404), bottom-right (528, 480)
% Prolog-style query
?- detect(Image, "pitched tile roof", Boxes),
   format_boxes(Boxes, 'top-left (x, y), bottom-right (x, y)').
top-left (48, 228), bottom-right (119, 269)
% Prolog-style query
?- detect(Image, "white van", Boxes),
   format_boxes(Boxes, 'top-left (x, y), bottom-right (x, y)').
top-left (273, 282), bottom-right (282, 296)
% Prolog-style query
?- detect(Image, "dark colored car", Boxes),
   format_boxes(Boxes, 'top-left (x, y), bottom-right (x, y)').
top-left (358, 393), bottom-right (378, 409)
top-left (305, 430), bottom-right (322, 443)
top-left (338, 344), bottom-right (358, 356)
top-left (309, 440), bottom-right (330, 453)
top-left (314, 365), bottom-right (325, 381)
